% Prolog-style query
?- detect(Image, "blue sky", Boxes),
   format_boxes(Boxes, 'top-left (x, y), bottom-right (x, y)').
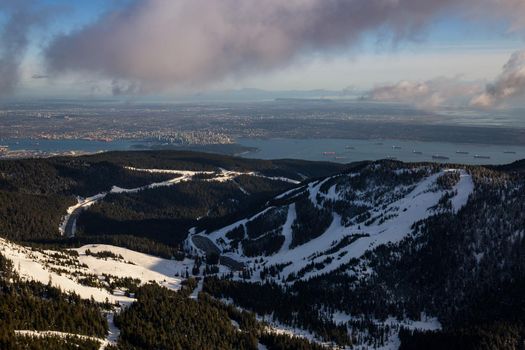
top-left (7, 0), bottom-right (525, 102)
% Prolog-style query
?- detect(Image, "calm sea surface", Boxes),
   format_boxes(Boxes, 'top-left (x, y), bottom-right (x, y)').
top-left (0, 139), bottom-right (141, 153)
top-left (2, 137), bottom-right (524, 165)
top-left (238, 138), bottom-right (525, 165)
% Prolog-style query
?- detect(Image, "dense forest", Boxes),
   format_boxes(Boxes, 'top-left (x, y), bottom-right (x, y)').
top-left (0, 332), bottom-right (103, 350)
top-left (203, 277), bottom-right (354, 346)
top-left (81, 150), bottom-right (345, 180)
top-left (115, 283), bottom-right (258, 350)
top-left (114, 283), bottom-right (329, 350)
top-left (0, 252), bottom-right (109, 348)
top-left (76, 176), bottom-right (294, 249)
top-left (0, 150), bottom-right (344, 255)
top-left (399, 323), bottom-right (525, 350)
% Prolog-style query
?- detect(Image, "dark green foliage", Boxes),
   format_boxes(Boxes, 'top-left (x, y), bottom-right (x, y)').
top-left (0, 157), bottom-right (168, 243)
top-left (78, 235), bottom-right (177, 259)
top-left (203, 277), bottom-right (351, 346)
top-left (257, 165), bottom-right (525, 347)
top-left (0, 253), bottom-right (108, 340)
top-left (114, 281), bottom-right (326, 350)
top-left (245, 206), bottom-right (288, 239)
top-left (239, 206), bottom-right (289, 256)
top-left (291, 195), bottom-right (333, 248)
top-left (333, 202), bottom-right (370, 226)
top-left (340, 160), bottom-right (430, 193)
top-left (349, 166), bottom-right (525, 326)
top-left (0, 332), bottom-right (101, 350)
top-left (52, 160), bottom-right (172, 197)
top-left (198, 292), bottom-right (262, 335)
top-left (436, 170), bottom-right (461, 190)
top-left (242, 233), bottom-right (285, 257)
top-left (4, 152), bottom-right (525, 348)
top-left (0, 191), bottom-right (75, 241)
top-left (234, 175), bottom-right (293, 196)
top-left (0, 253), bottom-right (14, 281)
top-left (85, 249), bottom-right (123, 260)
top-left (399, 323), bottom-right (525, 350)
top-left (0, 157), bottom-right (171, 197)
top-left (225, 225), bottom-right (245, 241)
top-left (76, 176), bottom-right (295, 249)
top-left (0, 159), bottom-right (72, 195)
top-left (81, 150), bottom-right (345, 180)
top-left (322, 234), bottom-right (369, 256)
top-left (115, 284), bottom-right (258, 350)
top-left (296, 257), bottom-right (334, 279)
top-left (93, 181), bottom-right (246, 220)
top-left (259, 263), bottom-right (292, 280)
top-left (259, 333), bottom-right (327, 350)
top-left (76, 210), bottom-right (190, 248)
top-left (79, 274), bottom-right (141, 295)
top-left (0, 150), bottom-right (340, 246)
top-left (0, 282), bottom-right (108, 338)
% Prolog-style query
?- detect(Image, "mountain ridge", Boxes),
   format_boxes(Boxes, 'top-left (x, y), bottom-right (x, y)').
top-left (0, 151), bottom-right (524, 349)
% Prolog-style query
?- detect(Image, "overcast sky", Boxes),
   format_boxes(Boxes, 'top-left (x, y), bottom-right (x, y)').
top-left (1, 0), bottom-right (525, 107)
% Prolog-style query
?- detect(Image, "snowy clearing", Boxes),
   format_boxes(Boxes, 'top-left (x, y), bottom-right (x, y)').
top-left (75, 244), bottom-right (192, 291)
top-left (0, 238), bottom-right (190, 304)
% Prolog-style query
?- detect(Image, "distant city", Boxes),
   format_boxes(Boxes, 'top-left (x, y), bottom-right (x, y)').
top-left (1, 99), bottom-right (525, 163)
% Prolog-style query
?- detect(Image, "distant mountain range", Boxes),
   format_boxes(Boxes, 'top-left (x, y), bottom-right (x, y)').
top-left (181, 87), bottom-right (361, 102)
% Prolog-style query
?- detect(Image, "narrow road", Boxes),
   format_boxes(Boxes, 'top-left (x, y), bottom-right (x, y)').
top-left (64, 195), bottom-right (106, 238)
top-left (64, 207), bottom-right (82, 238)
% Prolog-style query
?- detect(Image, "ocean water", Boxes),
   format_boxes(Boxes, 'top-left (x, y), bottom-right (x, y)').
top-left (238, 138), bottom-right (525, 165)
top-left (0, 139), bottom-right (142, 153)
top-left (2, 137), bottom-right (524, 165)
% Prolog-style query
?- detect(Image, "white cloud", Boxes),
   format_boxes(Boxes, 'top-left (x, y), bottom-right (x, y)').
top-left (2, 0), bottom-right (525, 96)
top-left (365, 77), bottom-right (485, 108)
top-left (471, 50), bottom-right (525, 107)
top-left (45, 0), bottom-right (519, 93)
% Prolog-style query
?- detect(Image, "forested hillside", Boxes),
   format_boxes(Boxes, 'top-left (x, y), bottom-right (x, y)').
top-left (114, 283), bottom-right (331, 350)
top-left (1, 151), bottom-right (525, 349)
top-left (0, 151), bottom-right (345, 255)
top-left (198, 160), bottom-right (525, 349)
top-left (0, 252), bottom-right (110, 349)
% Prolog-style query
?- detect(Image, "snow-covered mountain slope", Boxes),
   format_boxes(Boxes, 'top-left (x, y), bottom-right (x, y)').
top-left (0, 238), bottom-right (192, 303)
top-left (191, 163), bottom-right (474, 282)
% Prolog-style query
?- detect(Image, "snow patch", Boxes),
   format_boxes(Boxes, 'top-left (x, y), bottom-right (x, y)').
top-left (14, 330), bottom-right (112, 350)
top-left (0, 239), bottom-right (191, 304)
